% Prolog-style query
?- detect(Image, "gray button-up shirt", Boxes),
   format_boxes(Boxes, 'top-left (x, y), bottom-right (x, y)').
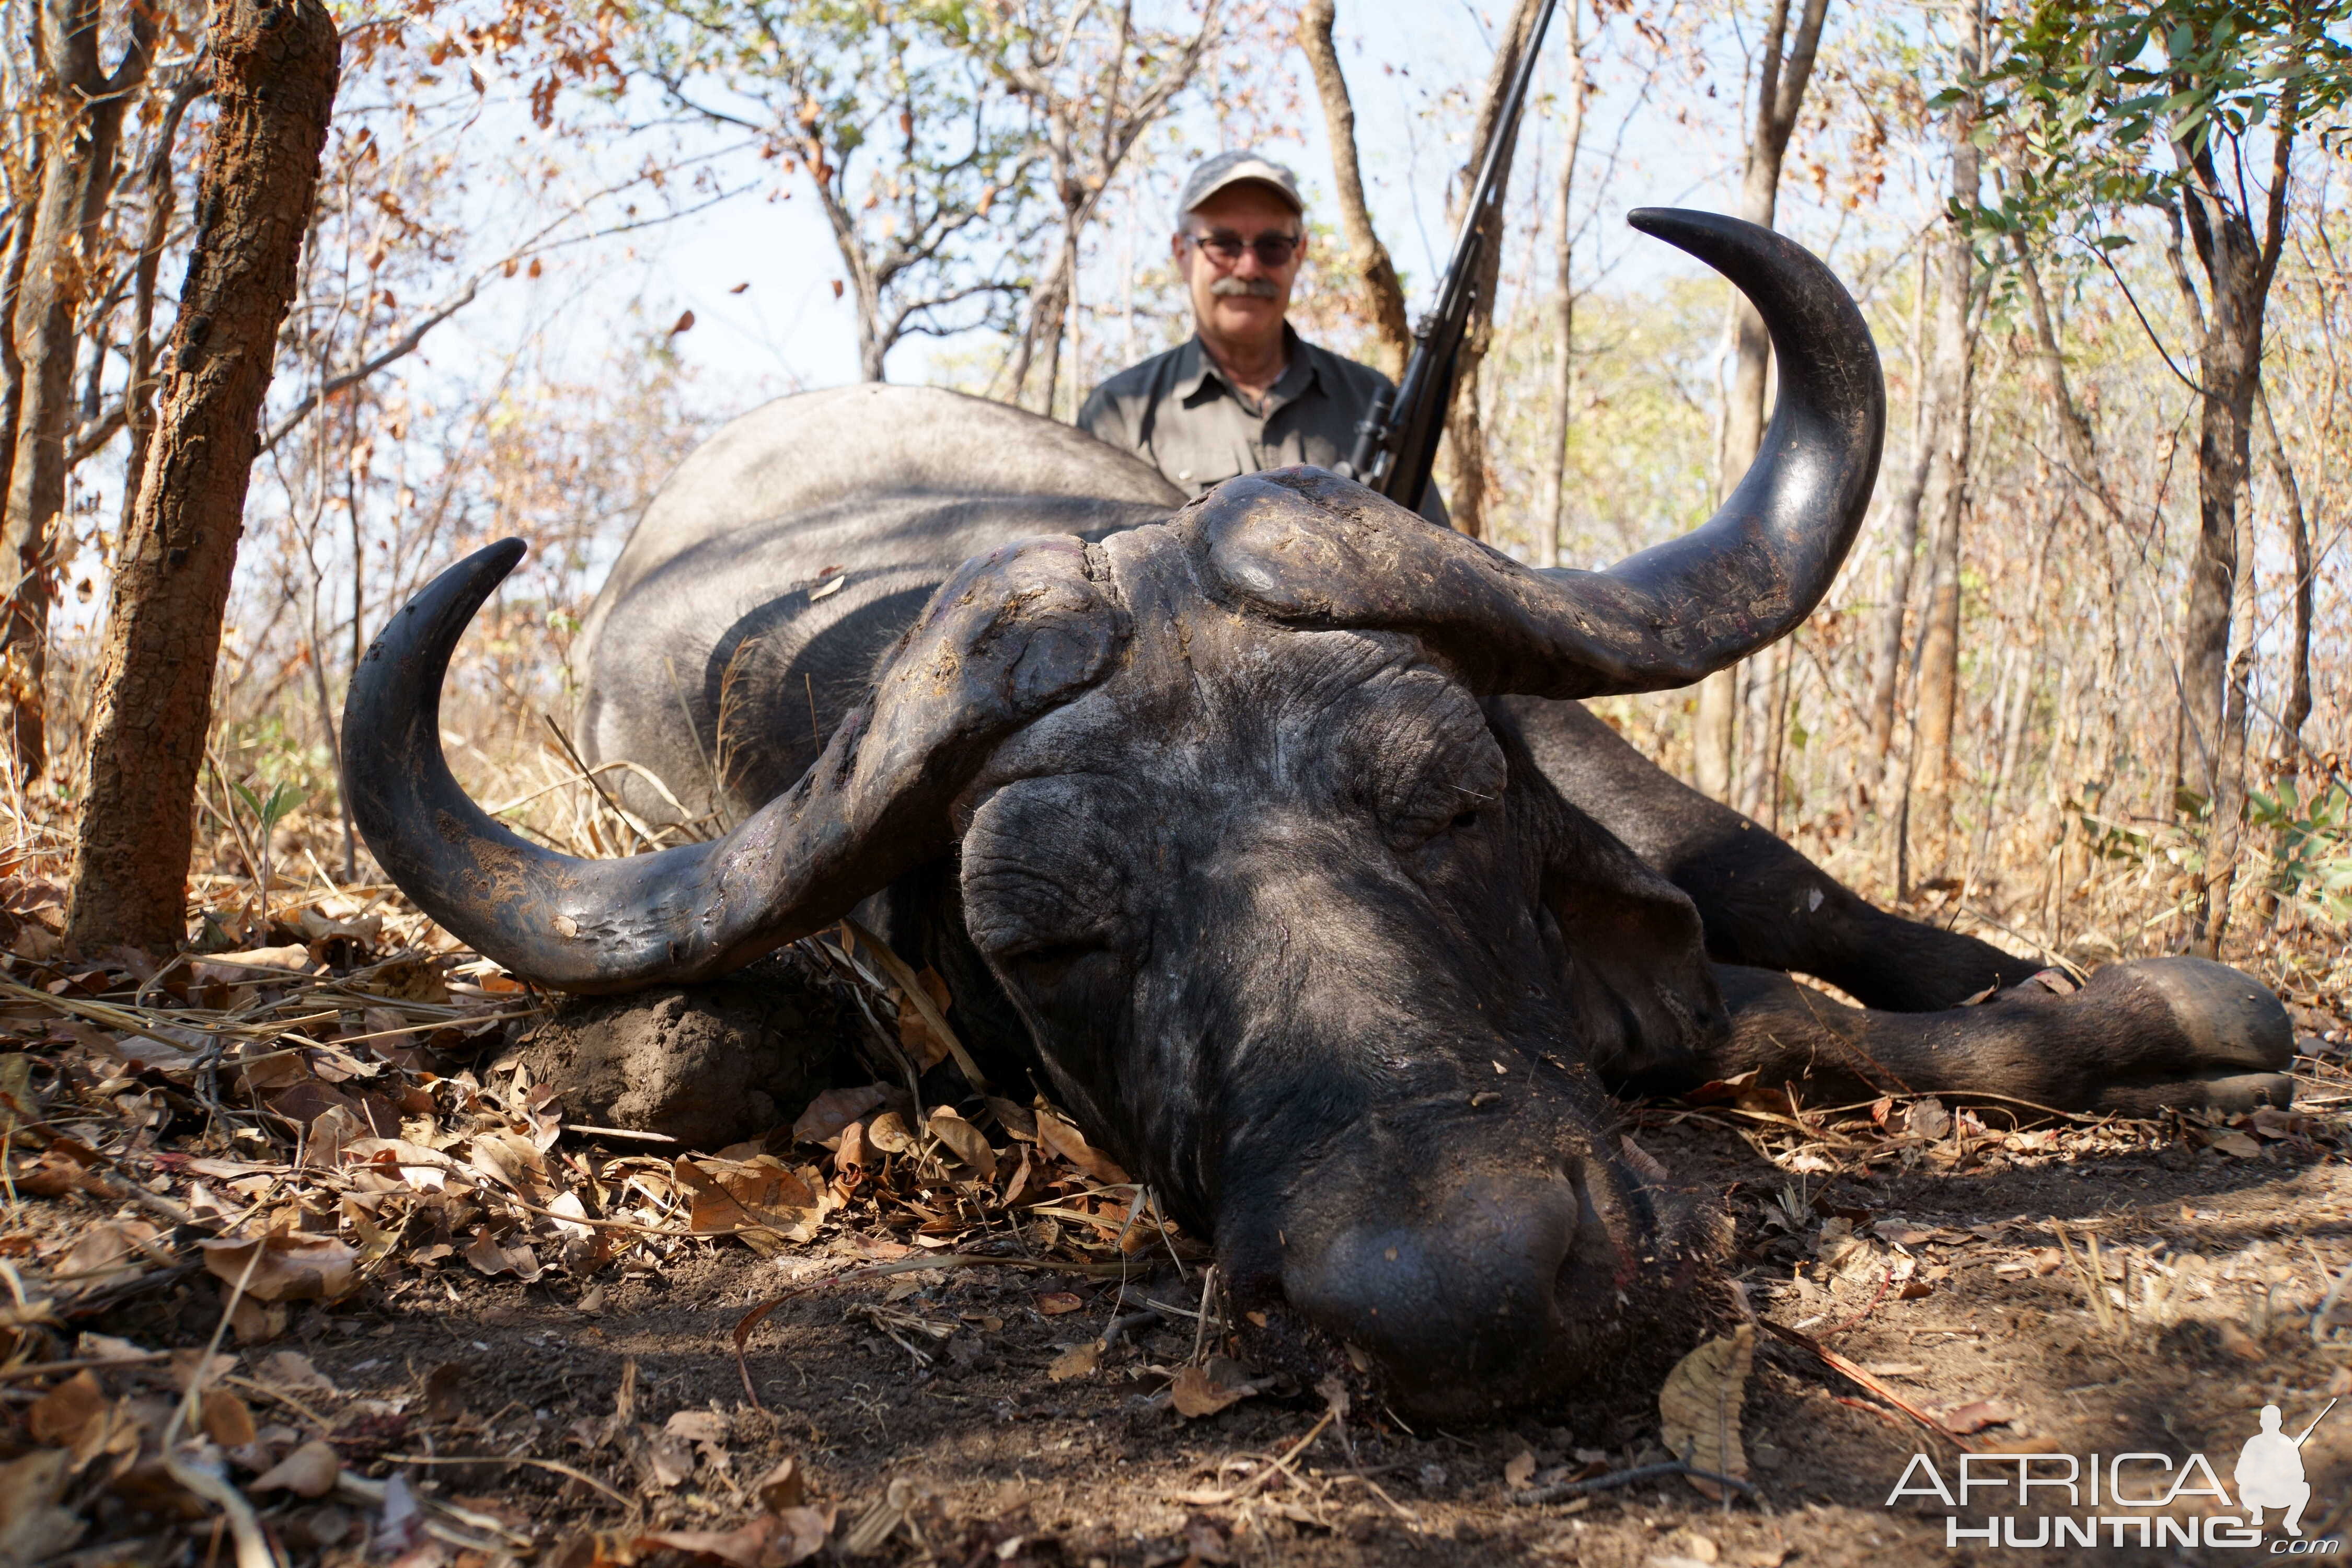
top-left (1077, 327), bottom-right (1448, 525)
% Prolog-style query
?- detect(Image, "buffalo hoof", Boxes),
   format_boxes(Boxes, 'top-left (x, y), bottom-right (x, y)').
top-left (503, 951), bottom-right (847, 1149)
top-left (2079, 956), bottom-right (2295, 1117)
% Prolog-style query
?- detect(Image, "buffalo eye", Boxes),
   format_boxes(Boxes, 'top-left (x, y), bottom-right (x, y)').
top-left (1449, 808), bottom-right (1480, 832)
top-left (1000, 937), bottom-right (1114, 986)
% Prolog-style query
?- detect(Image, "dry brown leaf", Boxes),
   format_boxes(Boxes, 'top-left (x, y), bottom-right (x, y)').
top-left (926, 1109), bottom-right (996, 1171)
top-left (26, 1370), bottom-right (104, 1447)
top-left (1170, 1365), bottom-right (1246, 1420)
top-left (896, 969), bottom-right (954, 1071)
top-left (792, 1086), bottom-right (886, 1149)
top-left (1658, 1324), bottom-right (1753, 1500)
top-left (2207, 1131), bottom-right (2263, 1159)
top-left (199, 1233), bottom-right (360, 1302)
top-left (1930, 1399), bottom-right (2019, 1435)
top-left (666, 1410), bottom-right (730, 1445)
top-left (636, 1520), bottom-right (772, 1568)
top-left (1046, 1340), bottom-right (1102, 1381)
top-left (2218, 1320), bottom-right (2266, 1361)
top-left (251, 1439), bottom-right (342, 1497)
top-left (753, 1456), bottom-right (804, 1512)
top-left (643, 1428), bottom-right (697, 1489)
top-left (0, 1450), bottom-right (79, 1565)
top-left (1504, 1449), bottom-right (1538, 1490)
top-left (1036, 1292), bottom-right (1083, 1316)
top-left (342, 1137), bottom-right (449, 1191)
top-left (200, 1389), bottom-right (258, 1448)
top-left (191, 946), bottom-right (315, 985)
top-left (1033, 1107), bottom-right (1129, 1185)
top-left (836, 1122), bottom-right (869, 1171)
top-left (1903, 1098), bottom-right (1952, 1140)
top-left (52, 1220), bottom-right (162, 1294)
top-left (769, 1505), bottom-right (837, 1565)
top-left (985, 1098), bottom-right (1038, 1142)
top-left (865, 1111), bottom-right (914, 1155)
top-left (676, 1157), bottom-right (821, 1244)
top-left (462, 1228), bottom-right (541, 1281)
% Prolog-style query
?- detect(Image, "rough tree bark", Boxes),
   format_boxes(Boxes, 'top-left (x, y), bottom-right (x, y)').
top-left (2254, 387), bottom-right (2311, 757)
top-left (118, 75), bottom-right (209, 548)
top-left (1299, 0), bottom-right (1411, 379)
top-left (1864, 243), bottom-right (1934, 758)
top-left (1437, 0), bottom-right (1545, 543)
top-left (2172, 79), bottom-right (2296, 952)
top-left (64, 0), bottom-right (340, 952)
top-left (1906, 0), bottom-right (1984, 884)
top-left (1691, 0), bottom-right (1830, 804)
top-left (2252, 384), bottom-right (2311, 929)
top-left (1541, 0), bottom-right (1589, 566)
top-left (0, 0), bottom-right (159, 785)
top-left (0, 213), bottom-right (31, 531)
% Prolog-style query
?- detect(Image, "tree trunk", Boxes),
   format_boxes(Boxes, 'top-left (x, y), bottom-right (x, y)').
top-left (2255, 386), bottom-right (2312, 755)
top-left (2175, 136), bottom-right (2280, 953)
top-left (119, 74), bottom-right (207, 548)
top-left (1864, 245), bottom-right (1934, 759)
top-left (0, 0), bottom-right (158, 785)
top-left (63, 0), bottom-right (340, 953)
top-left (1541, 0), bottom-right (1588, 566)
top-left (1437, 0), bottom-right (1545, 543)
top-left (1902, 0), bottom-right (1982, 884)
top-left (1692, 0), bottom-right (1830, 804)
top-left (0, 207), bottom-right (31, 534)
top-left (1299, 0), bottom-right (1412, 380)
top-left (2253, 384), bottom-right (2311, 929)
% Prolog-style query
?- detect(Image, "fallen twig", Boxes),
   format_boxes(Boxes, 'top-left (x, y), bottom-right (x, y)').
top-left (386, 1451), bottom-right (636, 1509)
top-left (0, 1349), bottom-right (171, 1381)
top-left (1170, 1409), bottom-right (1335, 1506)
top-left (1757, 1317), bottom-right (1980, 1452)
top-left (1511, 1460), bottom-right (1756, 1506)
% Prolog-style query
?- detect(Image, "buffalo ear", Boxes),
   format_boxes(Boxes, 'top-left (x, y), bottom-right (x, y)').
top-left (1492, 713), bottom-right (1726, 1083)
top-left (1543, 814), bottom-right (1727, 1087)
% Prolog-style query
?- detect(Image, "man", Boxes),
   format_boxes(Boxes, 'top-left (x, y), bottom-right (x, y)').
top-left (1077, 149), bottom-right (1445, 524)
top-left (2236, 1402), bottom-right (2325, 1536)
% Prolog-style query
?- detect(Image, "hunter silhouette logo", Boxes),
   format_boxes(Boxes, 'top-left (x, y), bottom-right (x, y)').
top-left (1885, 1399), bottom-right (2344, 1550)
top-left (2239, 1400), bottom-right (2335, 1537)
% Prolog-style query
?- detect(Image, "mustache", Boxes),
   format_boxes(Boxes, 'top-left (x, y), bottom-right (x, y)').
top-left (1209, 276), bottom-right (1281, 299)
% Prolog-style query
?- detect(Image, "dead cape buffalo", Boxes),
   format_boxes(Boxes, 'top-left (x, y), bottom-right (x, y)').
top-left (341, 210), bottom-right (2292, 1421)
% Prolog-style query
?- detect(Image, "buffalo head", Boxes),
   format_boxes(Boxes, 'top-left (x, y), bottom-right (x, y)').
top-left (342, 210), bottom-right (1883, 1419)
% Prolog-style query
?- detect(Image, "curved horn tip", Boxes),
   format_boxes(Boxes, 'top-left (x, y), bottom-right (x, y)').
top-left (1624, 206), bottom-right (1770, 255)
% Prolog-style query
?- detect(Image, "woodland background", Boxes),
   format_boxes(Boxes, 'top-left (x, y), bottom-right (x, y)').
top-left (1, 0), bottom-right (2346, 1005)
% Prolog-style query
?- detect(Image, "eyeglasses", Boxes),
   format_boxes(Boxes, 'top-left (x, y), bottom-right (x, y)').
top-left (1186, 229), bottom-right (1302, 268)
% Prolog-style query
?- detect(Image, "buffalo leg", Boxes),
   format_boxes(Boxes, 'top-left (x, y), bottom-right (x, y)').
top-left (1495, 695), bottom-right (2040, 1011)
top-left (1645, 959), bottom-right (2295, 1116)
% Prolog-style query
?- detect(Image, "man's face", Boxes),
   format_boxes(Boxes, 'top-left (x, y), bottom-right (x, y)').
top-left (1174, 183), bottom-right (1306, 347)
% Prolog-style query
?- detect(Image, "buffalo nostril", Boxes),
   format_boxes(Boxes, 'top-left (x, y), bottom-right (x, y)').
top-left (1282, 1172), bottom-right (1586, 1402)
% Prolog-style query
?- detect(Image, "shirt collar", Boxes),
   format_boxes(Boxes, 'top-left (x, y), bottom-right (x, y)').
top-left (1179, 324), bottom-right (1318, 411)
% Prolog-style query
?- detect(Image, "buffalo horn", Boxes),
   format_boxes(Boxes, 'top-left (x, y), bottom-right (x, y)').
top-left (340, 534), bottom-right (1125, 991)
top-left (1198, 207), bottom-right (1885, 698)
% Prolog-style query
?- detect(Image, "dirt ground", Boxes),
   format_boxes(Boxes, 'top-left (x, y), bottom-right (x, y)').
top-left (8, 925), bottom-right (2352, 1568)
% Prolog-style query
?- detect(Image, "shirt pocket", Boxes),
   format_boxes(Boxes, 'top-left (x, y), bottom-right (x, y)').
top-left (1173, 448), bottom-right (1252, 495)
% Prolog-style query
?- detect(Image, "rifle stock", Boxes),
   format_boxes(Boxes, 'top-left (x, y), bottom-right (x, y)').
top-left (1340, 0), bottom-right (1559, 514)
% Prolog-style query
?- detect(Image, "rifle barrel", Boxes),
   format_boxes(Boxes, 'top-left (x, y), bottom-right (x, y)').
top-left (1345, 0), bottom-right (1562, 509)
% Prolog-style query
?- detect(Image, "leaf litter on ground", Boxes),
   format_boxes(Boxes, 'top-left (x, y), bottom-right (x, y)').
top-left (0, 901), bottom-right (1234, 1565)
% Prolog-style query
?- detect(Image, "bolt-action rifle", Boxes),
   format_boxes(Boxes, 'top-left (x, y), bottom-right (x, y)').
top-left (1337, 0), bottom-right (1561, 511)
